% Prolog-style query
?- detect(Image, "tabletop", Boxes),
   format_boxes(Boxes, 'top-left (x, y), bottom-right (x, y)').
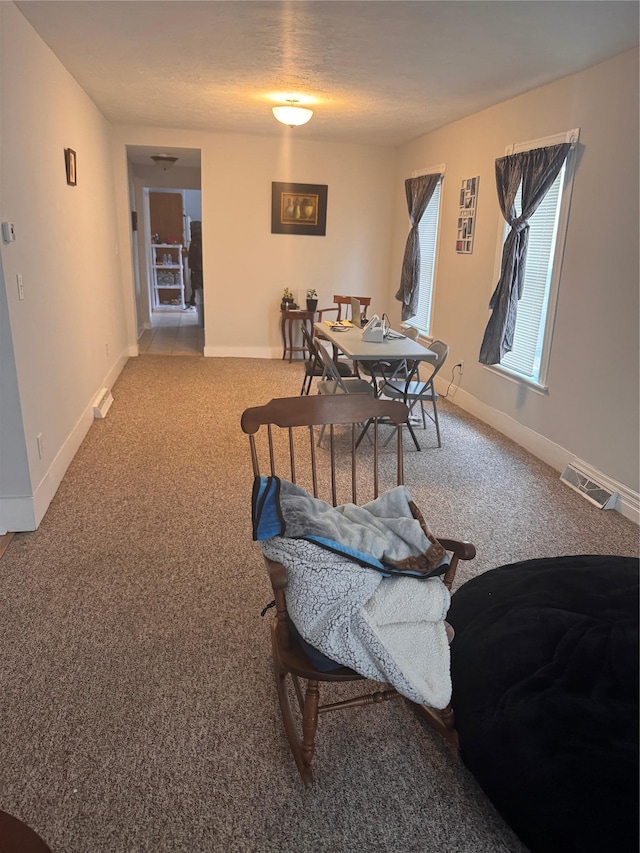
top-left (315, 322), bottom-right (436, 362)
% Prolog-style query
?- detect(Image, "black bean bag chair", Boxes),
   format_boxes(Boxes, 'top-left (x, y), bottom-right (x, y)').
top-left (447, 555), bottom-right (639, 853)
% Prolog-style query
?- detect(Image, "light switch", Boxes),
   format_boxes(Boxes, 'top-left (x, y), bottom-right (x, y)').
top-left (17, 274), bottom-right (24, 300)
top-left (2, 222), bottom-right (16, 243)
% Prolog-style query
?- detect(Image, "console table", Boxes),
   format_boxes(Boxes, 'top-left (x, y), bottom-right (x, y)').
top-left (280, 308), bottom-right (316, 363)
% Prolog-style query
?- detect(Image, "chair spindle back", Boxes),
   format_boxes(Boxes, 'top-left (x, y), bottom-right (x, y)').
top-left (241, 395), bottom-right (410, 506)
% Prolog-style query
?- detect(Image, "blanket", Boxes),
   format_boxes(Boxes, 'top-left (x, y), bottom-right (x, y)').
top-left (254, 477), bottom-right (453, 708)
top-left (252, 476), bottom-right (449, 578)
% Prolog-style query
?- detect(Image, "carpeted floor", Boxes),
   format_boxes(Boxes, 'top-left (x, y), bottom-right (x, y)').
top-left (0, 355), bottom-right (637, 853)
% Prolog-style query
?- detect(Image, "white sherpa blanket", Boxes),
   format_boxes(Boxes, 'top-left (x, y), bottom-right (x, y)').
top-left (260, 536), bottom-right (452, 708)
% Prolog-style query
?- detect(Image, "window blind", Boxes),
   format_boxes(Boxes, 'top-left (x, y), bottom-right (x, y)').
top-left (410, 178), bottom-right (442, 333)
top-left (501, 166), bottom-right (565, 379)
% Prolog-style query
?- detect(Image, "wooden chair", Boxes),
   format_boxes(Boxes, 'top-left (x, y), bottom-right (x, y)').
top-left (240, 394), bottom-right (476, 785)
top-left (316, 295), bottom-right (373, 366)
top-left (316, 294), bottom-right (372, 327)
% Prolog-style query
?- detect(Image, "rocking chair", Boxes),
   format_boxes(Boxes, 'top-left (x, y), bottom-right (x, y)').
top-left (240, 394), bottom-right (476, 785)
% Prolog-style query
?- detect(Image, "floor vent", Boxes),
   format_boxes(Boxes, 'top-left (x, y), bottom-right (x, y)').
top-left (560, 464), bottom-right (618, 510)
top-left (93, 388), bottom-right (114, 419)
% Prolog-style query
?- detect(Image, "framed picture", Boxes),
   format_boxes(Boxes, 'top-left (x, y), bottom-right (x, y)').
top-left (271, 182), bottom-right (328, 236)
top-left (456, 176), bottom-right (479, 253)
top-left (64, 148), bottom-right (77, 186)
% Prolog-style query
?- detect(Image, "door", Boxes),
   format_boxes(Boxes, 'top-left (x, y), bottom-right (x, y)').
top-left (150, 192), bottom-right (184, 244)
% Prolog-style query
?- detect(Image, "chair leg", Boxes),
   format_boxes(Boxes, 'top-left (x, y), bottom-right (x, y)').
top-left (406, 420), bottom-right (421, 451)
top-left (412, 701), bottom-right (459, 748)
top-left (271, 622), bottom-right (315, 786)
top-left (301, 680), bottom-right (320, 773)
top-left (300, 373), bottom-right (311, 396)
top-left (432, 398), bottom-right (442, 448)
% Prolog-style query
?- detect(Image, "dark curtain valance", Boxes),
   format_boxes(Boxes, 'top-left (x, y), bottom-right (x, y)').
top-left (395, 173), bottom-right (441, 322)
top-left (478, 142), bottom-right (571, 365)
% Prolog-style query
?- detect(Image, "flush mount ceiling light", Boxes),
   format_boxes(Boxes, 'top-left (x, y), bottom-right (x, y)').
top-left (151, 154), bottom-right (178, 170)
top-left (272, 99), bottom-right (313, 127)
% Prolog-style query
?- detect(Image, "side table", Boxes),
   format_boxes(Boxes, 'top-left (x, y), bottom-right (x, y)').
top-left (280, 309), bottom-right (316, 363)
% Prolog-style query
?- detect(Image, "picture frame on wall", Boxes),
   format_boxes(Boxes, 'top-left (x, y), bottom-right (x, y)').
top-left (271, 182), bottom-right (328, 236)
top-left (456, 176), bottom-right (478, 253)
top-left (64, 148), bottom-right (77, 186)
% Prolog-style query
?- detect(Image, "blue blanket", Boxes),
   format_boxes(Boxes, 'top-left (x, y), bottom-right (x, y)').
top-left (252, 476), bottom-right (448, 579)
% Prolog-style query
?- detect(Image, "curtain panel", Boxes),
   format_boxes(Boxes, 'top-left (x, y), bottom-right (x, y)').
top-left (395, 173), bottom-right (441, 322)
top-left (478, 142), bottom-right (571, 365)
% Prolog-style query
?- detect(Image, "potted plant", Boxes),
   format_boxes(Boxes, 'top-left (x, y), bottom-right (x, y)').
top-left (281, 287), bottom-right (295, 310)
top-left (306, 288), bottom-right (318, 312)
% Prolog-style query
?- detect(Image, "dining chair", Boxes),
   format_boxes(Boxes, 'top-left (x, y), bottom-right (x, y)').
top-left (316, 295), bottom-right (373, 368)
top-left (357, 325), bottom-right (422, 387)
top-left (315, 342), bottom-right (375, 444)
top-left (378, 339), bottom-right (449, 448)
top-left (316, 341), bottom-right (375, 398)
top-left (316, 295), bottom-right (372, 327)
top-left (299, 324), bottom-right (353, 396)
top-left (240, 394), bottom-right (477, 785)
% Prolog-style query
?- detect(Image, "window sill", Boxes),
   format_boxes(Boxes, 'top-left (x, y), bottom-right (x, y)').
top-left (484, 364), bottom-right (549, 395)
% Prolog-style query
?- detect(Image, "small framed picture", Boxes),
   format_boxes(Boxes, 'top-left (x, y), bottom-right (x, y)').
top-left (456, 176), bottom-right (479, 254)
top-left (64, 148), bottom-right (77, 186)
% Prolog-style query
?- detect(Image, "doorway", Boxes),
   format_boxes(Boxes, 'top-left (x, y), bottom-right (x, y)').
top-left (126, 145), bottom-right (203, 355)
top-left (137, 310), bottom-right (203, 356)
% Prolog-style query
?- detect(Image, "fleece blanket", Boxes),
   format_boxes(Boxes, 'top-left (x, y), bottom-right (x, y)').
top-left (253, 477), bottom-right (453, 708)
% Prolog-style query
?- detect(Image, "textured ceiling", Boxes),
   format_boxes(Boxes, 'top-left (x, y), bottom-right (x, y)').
top-left (16, 0), bottom-right (640, 148)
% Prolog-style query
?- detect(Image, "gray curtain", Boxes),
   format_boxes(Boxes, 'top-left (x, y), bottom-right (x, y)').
top-left (478, 143), bottom-right (571, 365)
top-left (395, 173), bottom-right (441, 321)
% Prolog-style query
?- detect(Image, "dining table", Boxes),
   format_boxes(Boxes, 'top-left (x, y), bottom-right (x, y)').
top-left (314, 321), bottom-right (437, 366)
top-left (314, 320), bottom-right (437, 450)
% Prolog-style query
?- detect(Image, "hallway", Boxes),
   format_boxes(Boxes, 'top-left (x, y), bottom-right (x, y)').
top-left (138, 310), bottom-right (203, 356)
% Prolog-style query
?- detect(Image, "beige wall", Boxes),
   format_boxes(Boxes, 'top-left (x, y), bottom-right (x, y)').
top-left (111, 126), bottom-right (396, 357)
top-left (0, 3), bottom-right (130, 530)
top-left (392, 48), bottom-right (639, 504)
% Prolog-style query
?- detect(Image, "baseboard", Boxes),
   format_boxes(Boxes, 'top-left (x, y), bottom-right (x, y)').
top-left (5, 351), bottom-right (130, 532)
top-left (437, 380), bottom-right (639, 525)
top-left (0, 496), bottom-right (37, 533)
top-left (204, 345), bottom-right (280, 358)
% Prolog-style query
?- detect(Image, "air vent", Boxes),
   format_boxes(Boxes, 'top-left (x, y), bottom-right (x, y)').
top-left (93, 388), bottom-right (114, 419)
top-left (560, 464), bottom-right (618, 510)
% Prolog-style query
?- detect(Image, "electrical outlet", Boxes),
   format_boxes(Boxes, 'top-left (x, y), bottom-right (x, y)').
top-left (16, 273), bottom-right (24, 300)
top-left (456, 361), bottom-right (464, 375)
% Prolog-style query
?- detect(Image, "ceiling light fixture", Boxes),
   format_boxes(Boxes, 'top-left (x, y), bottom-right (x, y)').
top-left (151, 154), bottom-right (178, 170)
top-left (272, 99), bottom-right (313, 128)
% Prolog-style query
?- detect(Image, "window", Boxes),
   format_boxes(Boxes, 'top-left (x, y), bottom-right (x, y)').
top-left (492, 129), bottom-right (579, 389)
top-left (407, 167), bottom-right (444, 335)
top-left (500, 167), bottom-right (564, 379)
